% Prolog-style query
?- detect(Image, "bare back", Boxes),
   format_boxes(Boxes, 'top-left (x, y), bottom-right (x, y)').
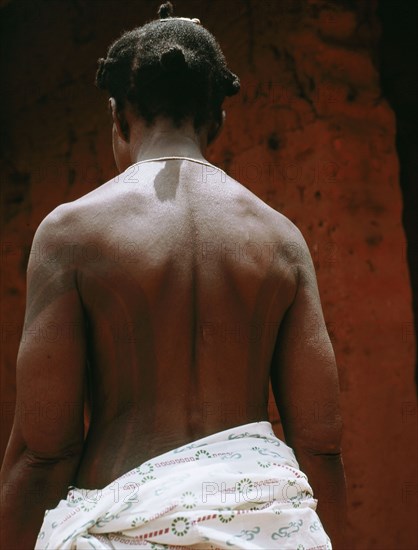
top-left (69, 159), bottom-right (298, 488)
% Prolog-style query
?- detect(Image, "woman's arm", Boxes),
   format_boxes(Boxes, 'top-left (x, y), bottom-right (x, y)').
top-left (270, 226), bottom-right (347, 550)
top-left (0, 207), bottom-right (87, 549)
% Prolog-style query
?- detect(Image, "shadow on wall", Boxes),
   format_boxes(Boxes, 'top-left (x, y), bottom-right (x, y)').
top-left (378, 0), bottom-right (418, 387)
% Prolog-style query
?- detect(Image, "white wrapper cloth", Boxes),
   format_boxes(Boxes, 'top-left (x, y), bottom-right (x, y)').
top-left (35, 421), bottom-right (332, 549)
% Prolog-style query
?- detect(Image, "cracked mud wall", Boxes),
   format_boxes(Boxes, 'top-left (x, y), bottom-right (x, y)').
top-left (1, 1), bottom-right (416, 549)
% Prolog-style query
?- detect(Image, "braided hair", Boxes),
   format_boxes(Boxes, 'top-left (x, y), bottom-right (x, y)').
top-left (95, 2), bottom-right (240, 132)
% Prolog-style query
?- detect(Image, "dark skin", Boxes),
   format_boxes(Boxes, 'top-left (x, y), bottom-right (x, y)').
top-left (0, 98), bottom-right (347, 549)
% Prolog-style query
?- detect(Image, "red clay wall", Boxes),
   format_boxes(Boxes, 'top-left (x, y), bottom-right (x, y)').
top-left (1, 1), bottom-right (416, 549)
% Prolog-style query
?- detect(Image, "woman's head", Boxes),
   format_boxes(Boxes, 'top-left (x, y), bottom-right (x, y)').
top-left (95, 2), bottom-right (240, 137)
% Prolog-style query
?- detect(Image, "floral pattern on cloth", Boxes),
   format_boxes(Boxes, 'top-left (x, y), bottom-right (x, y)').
top-left (35, 421), bottom-right (332, 549)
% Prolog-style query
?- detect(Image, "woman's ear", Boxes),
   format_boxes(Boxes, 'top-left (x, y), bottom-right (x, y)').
top-left (207, 110), bottom-right (226, 145)
top-left (109, 98), bottom-right (129, 142)
top-left (109, 97), bottom-right (132, 173)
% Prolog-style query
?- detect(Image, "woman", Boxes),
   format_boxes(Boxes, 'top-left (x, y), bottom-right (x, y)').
top-left (1, 3), bottom-right (346, 549)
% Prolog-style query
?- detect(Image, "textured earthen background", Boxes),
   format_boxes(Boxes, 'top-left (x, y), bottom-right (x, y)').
top-left (1, 1), bottom-right (417, 549)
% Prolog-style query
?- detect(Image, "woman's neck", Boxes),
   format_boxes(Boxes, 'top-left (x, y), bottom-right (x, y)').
top-left (130, 119), bottom-right (208, 164)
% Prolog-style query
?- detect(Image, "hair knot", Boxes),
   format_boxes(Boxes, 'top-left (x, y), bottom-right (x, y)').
top-left (158, 1), bottom-right (174, 19)
top-left (160, 46), bottom-right (186, 71)
top-left (223, 72), bottom-right (241, 96)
